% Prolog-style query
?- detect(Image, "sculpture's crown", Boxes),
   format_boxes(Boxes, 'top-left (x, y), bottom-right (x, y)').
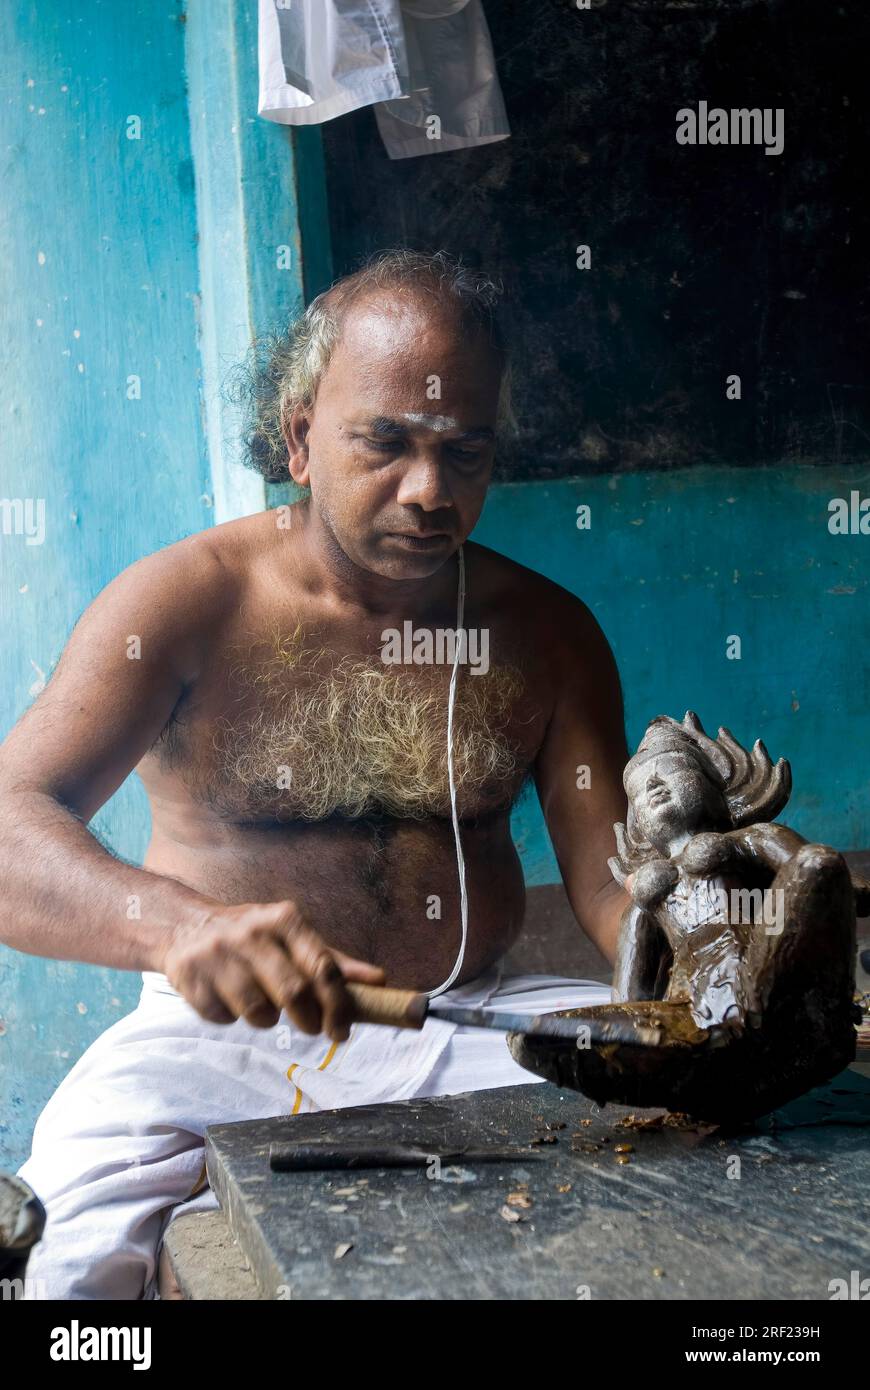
top-left (630, 715), bottom-right (726, 783)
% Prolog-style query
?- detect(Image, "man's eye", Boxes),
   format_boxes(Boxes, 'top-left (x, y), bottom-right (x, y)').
top-left (449, 448), bottom-right (483, 463)
top-left (364, 438), bottom-right (401, 452)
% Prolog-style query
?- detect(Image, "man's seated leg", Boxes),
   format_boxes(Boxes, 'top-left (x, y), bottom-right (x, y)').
top-left (16, 978), bottom-right (307, 1299)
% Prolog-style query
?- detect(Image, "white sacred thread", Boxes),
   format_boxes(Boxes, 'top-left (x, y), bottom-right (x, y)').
top-left (427, 545), bottom-right (468, 998)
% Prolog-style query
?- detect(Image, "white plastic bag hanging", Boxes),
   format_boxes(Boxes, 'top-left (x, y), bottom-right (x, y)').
top-left (258, 0), bottom-right (509, 160)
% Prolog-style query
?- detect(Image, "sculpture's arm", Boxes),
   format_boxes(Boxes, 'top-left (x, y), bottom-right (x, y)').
top-left (680, 822), bottom-right (804, 878)
top-left (736, 824), bottom-right (869, 912)
top-left (732, 821), bottom-right (807, 872)
top-left (612, 902), bottom-right (668, 1002)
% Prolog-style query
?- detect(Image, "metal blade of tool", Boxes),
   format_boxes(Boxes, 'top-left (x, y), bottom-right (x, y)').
top-left (426, 1002), bottom-right (662, 1046)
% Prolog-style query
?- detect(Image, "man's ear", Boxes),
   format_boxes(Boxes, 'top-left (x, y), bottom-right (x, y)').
top-left (283, 403), bottom-right (312, 487)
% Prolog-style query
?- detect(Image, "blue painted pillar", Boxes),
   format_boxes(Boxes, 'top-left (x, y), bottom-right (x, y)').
top-left (184, 0), bottom-right (332, 519)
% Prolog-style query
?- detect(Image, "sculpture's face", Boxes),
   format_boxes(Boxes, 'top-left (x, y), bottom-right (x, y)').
top-left (625, 751), bottom-right (724, 852)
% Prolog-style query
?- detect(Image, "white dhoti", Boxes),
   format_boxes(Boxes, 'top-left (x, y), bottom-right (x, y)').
top-left (17, 967), bottom-right (611, 1300)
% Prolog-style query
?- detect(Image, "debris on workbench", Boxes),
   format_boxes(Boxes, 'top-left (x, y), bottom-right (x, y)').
top-left (556, 1183), bottom-right (572, 1193)
top-left (614, 1144), bottom-right (634, 1154)
top-left (616, 1112), bottom-right (665, 1131)
top-left (614, 1110), bottom-right (718, 1136)
top-left (334, 1243), bottom-right (353, 1260)
top-left (500, 1203), bottom-right (524, 1223)
top-left (529, 1112), bottom-right (565, 1147)
top-left (506, 1191), bottom-right (533, 1209)
top-left (615, 1155), bottom-right (632, 1165)
top-left (571, 1135), bottom-right (602, 1153)
top-left (663, 1112), bottom-right (715, 1131)
top-left (652, 1268), bottom-right (666, 1278)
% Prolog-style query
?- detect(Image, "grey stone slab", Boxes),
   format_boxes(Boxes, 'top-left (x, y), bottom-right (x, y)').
top-left (205, 1067), bottom-right (870, 1301)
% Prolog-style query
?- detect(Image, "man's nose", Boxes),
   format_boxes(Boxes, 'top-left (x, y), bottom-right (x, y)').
top-left (395, 456), bottom-right (455, 512)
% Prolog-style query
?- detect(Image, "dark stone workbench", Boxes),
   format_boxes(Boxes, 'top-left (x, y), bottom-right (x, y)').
top-left (194, 1066), bottom-right (870, 1300)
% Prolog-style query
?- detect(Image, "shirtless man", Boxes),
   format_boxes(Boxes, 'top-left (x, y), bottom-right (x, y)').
top-left (3, 250), bottom-right (629, 1298)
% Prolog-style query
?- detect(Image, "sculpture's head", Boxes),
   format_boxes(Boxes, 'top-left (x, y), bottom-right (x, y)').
top-left (625, 739), bottom-right (728, 852)
top-left (616, 712), bottom-right (791, 865)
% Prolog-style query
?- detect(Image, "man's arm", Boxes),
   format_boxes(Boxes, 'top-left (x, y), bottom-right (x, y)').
top-left (0, 542), bottom-right (217, 966)
top-left (533, 590), bottom-right (631, 964)
top-left (0, 539), bottom-right (380, 1038)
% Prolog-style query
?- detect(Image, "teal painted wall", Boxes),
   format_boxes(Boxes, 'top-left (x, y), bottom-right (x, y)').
top-left (0, 0), bottom-right (211, 1167)
top-left (480, 467), bottom-right (870, 885)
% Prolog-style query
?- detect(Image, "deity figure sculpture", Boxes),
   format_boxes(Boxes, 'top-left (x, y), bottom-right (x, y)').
top-left (509, 713), bottom-right (868, 1122)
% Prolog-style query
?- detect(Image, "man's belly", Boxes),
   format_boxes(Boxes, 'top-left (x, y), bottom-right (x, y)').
top-left (143, 813), bottom-right (526, 991)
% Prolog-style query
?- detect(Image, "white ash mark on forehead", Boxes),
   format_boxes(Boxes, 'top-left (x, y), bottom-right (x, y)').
top-left (398, 413), bottom-right (461, 433)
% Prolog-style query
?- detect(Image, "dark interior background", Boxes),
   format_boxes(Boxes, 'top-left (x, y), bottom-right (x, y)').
top-left (321, 0), bottom-right (870, 479)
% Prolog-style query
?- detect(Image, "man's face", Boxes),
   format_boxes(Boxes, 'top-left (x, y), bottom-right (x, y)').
top-left (290, 291), bottom-right (503, 580)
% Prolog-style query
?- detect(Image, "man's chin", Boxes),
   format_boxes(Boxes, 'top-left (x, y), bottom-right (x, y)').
top-left (370, 534), bottom-right (458, 579)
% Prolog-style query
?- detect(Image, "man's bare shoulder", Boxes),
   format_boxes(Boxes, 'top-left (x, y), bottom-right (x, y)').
top-left (94, 516), bottom-right (262, 686)
top-left (466, 540), bottom-right (602, 640)
top-left (128, 509), bottom-right (280, 596)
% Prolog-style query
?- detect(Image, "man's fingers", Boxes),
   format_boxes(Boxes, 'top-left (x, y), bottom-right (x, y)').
top-left (180, 980), bottom-right (238, 1026)
top-left (248, 941), bottom-right (327, 1035)
top-left (332, 951), bottom-right (386, 984)
top-left (308, 952), bottom-right (355, 1042)
top-left (211, 962), bottom-right (282, 1029)
top-left (276, 918), bottom-right (358, 1041)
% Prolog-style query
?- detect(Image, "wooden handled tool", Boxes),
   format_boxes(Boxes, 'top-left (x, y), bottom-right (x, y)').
top-left (345, 984), bottom-right (430, 1030)
top-left (346, 983), bottom-right (662, 1047)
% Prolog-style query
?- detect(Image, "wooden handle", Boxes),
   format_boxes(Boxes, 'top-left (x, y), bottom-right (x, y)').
top-left (346, 983), bottom-right (429, 1030)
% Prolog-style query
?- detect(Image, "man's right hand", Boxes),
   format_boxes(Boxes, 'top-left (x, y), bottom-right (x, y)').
top-left (159, 900), bottom-right (386, 1041)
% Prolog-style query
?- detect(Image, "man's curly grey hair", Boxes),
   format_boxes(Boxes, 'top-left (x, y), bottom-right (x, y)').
top-left (232, 248), bottom-right (516, 482)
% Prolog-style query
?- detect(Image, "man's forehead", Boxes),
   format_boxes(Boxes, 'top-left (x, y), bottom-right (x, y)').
top-left (315, 288), bottom-right (503, 415)
top-left (336, 293), bottom-right (476, 357)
